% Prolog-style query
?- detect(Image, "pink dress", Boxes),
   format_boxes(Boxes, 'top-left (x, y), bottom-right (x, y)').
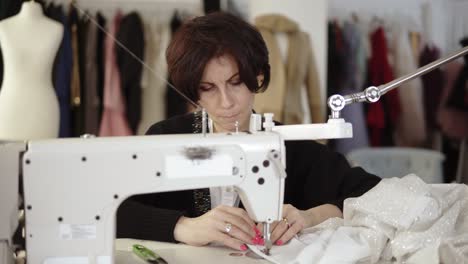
top-left (99, 11), bottom-right (133, 137)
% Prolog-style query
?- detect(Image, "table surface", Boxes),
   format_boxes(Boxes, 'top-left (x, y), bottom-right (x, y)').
top-left (116, 239), bottom-right (269, 264)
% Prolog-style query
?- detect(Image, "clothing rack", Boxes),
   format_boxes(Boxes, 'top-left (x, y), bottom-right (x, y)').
top-left (48, 0), bottom-right (203, 19)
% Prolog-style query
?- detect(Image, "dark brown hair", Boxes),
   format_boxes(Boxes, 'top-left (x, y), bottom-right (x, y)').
top-left (166, 12), bottom-right (270, 102)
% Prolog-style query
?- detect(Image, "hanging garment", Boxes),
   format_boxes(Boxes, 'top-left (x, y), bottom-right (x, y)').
top-left (82, 13), bottom-right (100, 135)
top-left (96, 12), bottom-right (106, 122)
top-left (0, 0), bottom-right (21, 20)
top-left (391, 23), bottom-right (427, 147)
top-left (410, 31), bottom-right (421, 62)
top-left (438, 58), bottom-right (468, 140)
top-left (116, 12), bottom-right (144, 134)
top-left (98, 11), bottom-right (132, 137)
top-left (165, 11), bottom-right (188, 118)
top-left (334, 21), bottom-right (369, 155)
top-left (367, 27), bottom-right (401, 146)
top-left (457, 140), bottom-right (468, 185)
top-left (137, 18), bottom-right (170, 135)
top-left (0, 0), bottom-right (21, 92)
top-left (47, 5), bottom-right (72, 138)
top-left (326, 21), bottom-right (346, 98)
top-left (69, 6), bottom-right (84, 137)
top-left (249, 175), bottom-right (468, 264)
top-left (438, 61), bottom-right (464, 183)
top-left (203, 0), bottom-right (220, 14)
top-left (446, 37), bottom-right (468, 113)
top-left (420, 45), bottom-right (444, 135)
top-left (254, 14), bottom-right (323, 124)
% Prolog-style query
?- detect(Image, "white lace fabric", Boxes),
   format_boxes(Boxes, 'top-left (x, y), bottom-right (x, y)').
top-left (248, 174), bottom-right (468, 263)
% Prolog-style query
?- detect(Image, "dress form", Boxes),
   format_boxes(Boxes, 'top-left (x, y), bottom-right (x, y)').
top-left (0, 1), bottom-right (63, 140)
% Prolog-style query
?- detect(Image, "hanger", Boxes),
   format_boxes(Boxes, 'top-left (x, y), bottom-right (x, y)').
top-left (351, 11), bottom-right (359, 23)
top-left (369, 14), bottom-right (384, 33)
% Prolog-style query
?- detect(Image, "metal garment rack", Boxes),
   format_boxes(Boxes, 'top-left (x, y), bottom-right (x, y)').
top-left (47, 0), bottom-right (203, 19)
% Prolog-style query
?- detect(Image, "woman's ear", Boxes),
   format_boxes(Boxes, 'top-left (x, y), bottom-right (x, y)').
top-left (257, 74), bottom-right (265, 87)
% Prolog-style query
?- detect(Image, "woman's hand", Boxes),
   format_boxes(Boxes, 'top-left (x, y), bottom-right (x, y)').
top-left (257, 203), bottom-right (343, 246)
top-left (257, 204), bottom-right (308, 246)
top-left (173, 205), bottom-right (258, 251)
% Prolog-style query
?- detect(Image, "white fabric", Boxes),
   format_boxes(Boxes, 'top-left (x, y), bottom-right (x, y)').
top-left (249, 174), bottom-right (468, 263)
top-left (390, 22), bottom-right (427, 147)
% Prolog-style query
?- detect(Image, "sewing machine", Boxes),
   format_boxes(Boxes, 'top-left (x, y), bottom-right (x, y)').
top-left (0, 114), bottom-right (352, 264)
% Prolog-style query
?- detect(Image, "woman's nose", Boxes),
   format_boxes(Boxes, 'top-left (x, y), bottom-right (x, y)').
top-left (220, 88), bottom-right (234, 108)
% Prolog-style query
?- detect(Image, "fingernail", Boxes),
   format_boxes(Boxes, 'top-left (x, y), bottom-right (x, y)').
top-left (254, 227), bottom-right (261, 235)
top-left (240, 244), bottom-right (248, 251)
top-left (258, 238), bottom-right (265, 245)
top-left (275, 240), bottom-right (283, 246)
top-left (252, 238), bottom-right (258, 244)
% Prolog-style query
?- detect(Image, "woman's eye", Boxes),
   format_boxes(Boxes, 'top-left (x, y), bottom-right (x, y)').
top-left (200, 86), bottom-right (213, 92)
top-left (229, 79), bottom-right (242, 86)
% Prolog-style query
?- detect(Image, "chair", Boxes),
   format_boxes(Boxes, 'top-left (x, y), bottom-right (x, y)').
top-left (347, 147), bottom-right (445, 183)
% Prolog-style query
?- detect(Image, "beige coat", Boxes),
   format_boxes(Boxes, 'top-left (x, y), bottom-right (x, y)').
top-left (254, 14), bottom-right (324, 124)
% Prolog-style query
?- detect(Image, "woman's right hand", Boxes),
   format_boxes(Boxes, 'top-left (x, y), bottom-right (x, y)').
top-left (173, 205), bottom-right (260, 251)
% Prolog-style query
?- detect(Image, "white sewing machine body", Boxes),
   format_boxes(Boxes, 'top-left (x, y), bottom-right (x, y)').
top-left (22, 132), bottom-right (287, 263)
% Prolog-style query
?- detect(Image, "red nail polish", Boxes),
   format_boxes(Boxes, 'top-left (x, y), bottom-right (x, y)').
top-left (254, 227), bottom-right (261, 235)
top-left (240, 244), bottom-right (248, 251)
top-left (259, 238), bottom-right (265, 245)
top-left (276, 240), bottom-right (283, 246)
top-left (252, 238), bottom-right (258, 244)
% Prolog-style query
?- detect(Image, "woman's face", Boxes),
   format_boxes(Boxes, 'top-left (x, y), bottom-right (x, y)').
top-left (198, 54), bottom-right (255, 133)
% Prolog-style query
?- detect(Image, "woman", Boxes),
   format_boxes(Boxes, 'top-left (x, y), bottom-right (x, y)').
top-left (117, 12), bottom-right (380, 251)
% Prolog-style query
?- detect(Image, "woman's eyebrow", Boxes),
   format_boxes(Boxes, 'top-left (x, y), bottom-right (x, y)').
top-left (227, 73), bottom-right (240, 81)
top-left (200, 73), bottom-right (239, 84)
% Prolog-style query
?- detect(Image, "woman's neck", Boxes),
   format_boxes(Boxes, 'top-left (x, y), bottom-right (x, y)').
top-left (19, 1), bottom-right (44, 19)
top-left (212, 121), bottom-right (249, 133)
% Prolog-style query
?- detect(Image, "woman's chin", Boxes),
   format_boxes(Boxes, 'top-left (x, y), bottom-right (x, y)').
top-left (213, 122), bottom-right (237, 133)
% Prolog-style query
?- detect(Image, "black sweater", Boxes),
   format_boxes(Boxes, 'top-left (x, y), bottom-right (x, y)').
top-left (116, 112), bottom-right (381, 242)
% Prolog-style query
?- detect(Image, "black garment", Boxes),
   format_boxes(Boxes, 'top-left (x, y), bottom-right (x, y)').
top-left (165, 12), bottom-right (188, 118)
top-left (116, 12), bottom-right (144, 134)
top-left (446, 37), bottom-right (468, 111)
top-left (204, 0), bottom-right (220, 14)
top-left (96, 12), bottom-right (106, 122)
top-left (0, 0), bottom-right (21, 20)
top-left (68, 6), bottom-right (84, 137)
top-left (420, 45), bottom-right (444, 133)
top-left (117, 112), bottom-right (381, 242)
top-left (0, 0), bottom-right (22, 92)
top-left (326, 21), bottom-right (347, 150)
top-left (442, 37), bottom-right (468, 183)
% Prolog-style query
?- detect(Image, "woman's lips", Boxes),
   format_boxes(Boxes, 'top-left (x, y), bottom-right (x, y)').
top-left (219, 113), bottom-right (239, 119)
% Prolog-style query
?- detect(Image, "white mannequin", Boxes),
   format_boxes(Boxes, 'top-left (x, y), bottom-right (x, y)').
top-left (0, 1), bottom-right (63, 140)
